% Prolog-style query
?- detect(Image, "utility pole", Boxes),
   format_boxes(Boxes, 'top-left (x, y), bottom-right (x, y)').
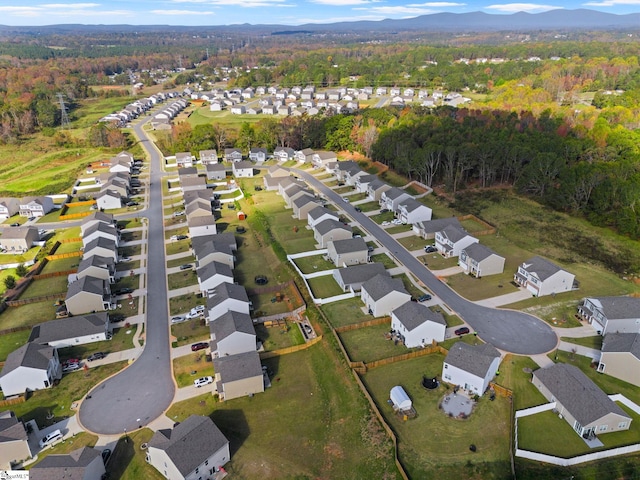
top-left (178, 55), bottom-right (182, 70)
top-left (206, 48), bottom-right (209, 60)
top-left (57, 93), bottom-right (70, 129)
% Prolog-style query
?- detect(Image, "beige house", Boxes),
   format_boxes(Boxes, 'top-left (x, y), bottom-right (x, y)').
top-left (65, 276), bottom-right (112, 315)
top-left (597, 333), bottom-right (640, 386)
top-left (313, 219), bottom-right (352, 248)
top-left (458, 243), bottom-right (505, 278)
top-left (0, 197), bottom-right (20, 220)
top-left (361, 274), bottom-right (411, 317)
top-left (532, 363), bottom-right (632, 439)
top-left (307, 206), bottom-right (339, 229)
top-left (367, 179), bottom-right (392, 201)
top-left (213, 350), bottom-right (264, 401)
top-left (0, 226), bottom-right (39, 254)
top-left (292, 195), bottom-right (320, 220)
top-left (82, 222), bottom-right (120, 248)
top-left (30, 447), bottom-right (106, 480)
top-left (0, 411), bottom-right (32, 469)
top-left (199, 149), bottom-right (218, 164)
top-left (327, 237), bottom-right (368, 267)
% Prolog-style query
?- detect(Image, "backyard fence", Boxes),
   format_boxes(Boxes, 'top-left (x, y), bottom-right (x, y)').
top-left (59, 211), bottom-right (93, 220)
top-left (32, 269), bottom-right (76, 280)
top-left (489, 382), bottom-right (514, 398)
top-left (457, 214), bottom-right (496, 236)
top-left (259, 335), bottom-right (322, 359)
top-left (335, 316), bottom-right (390, 333)
top-left (253, 305), bottom-right (306, 324)
top-left (60, 237), bottom-right (82, 243)
top-left (365, 345), bottom-right (448, 371)
top-left (7, 292), bottom-right (65, 307)
top-left (46, 251), bottom-right (82, 261)
top-left (0, 325), bottom-right (31, 336)
top-left (0, 395), bottom-right (25, 408)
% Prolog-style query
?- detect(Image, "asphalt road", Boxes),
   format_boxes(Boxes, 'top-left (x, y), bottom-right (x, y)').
top-left (296, 168), bottom-right (558, 355)
top-left (78, 116), bottom-right (175, 435)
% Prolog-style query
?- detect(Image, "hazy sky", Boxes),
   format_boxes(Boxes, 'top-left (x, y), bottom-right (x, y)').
top-left (0, 1), bottom-right (638, 26)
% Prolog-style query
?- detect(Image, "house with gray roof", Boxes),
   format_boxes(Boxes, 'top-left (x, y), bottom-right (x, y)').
top-left (367, 179), bottom-right (392, 201)
top-left (193, 235), bottom-right (236, 269)
top-left (326, 237), bottom-right (368, 267)
top-left (597, 333), bottom-right (640, 386)
top-left (292, 195), bottom-right (320, 220)
top-left (95, 189), bottom-right (122, 211)
top-left (224, 148), bottom-right (243, 162)
top-left (206, 282), bottom-right (250, 323)
top-left (354, 174), bottom-right (378, 193)
top-left (578, 296), bottom-right (640, 335)
top-left (82, 222), bottom-right (120, 248)
top-left (29, 312), bottom-right (111, 348)
top-left (458, 243), bottom-right (505, 278)
top-left (197, 261), bottom-right (234, 294)
top-left (277, 177), bottom-right (306, 197)
top-left (0, 343), bottom-right (61, 397)
top-left (249, 147), bottom-right (268, 162)
top-left (205, 163), bottom-right (227, 181)
top-left (83, 236), bottom-right (118, 263)
top-left (0, 197), bottom-right (20, 220)
top-left (232, 160), bottom-right (254, 178)
top-left (274, 146), bottom-right (296, 161)
top-left (199, 149), bottom-right (218, 164)
top-left (0, 226), bottom-right (39, 254)
top-left (380, 187), bottom-right (412, 213)
top-left (361, 274), bottom-right (411, 317)
top-left (213, 350), bottom-right (264, 401)
top-left (313, 219), bottom-right (352, 248)
top-left (147, 415), bottom-right (230, 480)
top-left (30, 447), bottom-right (105, 480)
top-left (80, 212), bottom-right (115, 236)
top-left (295, 148), bottom-right (315, 164)
top-left (180, 175), bottom-right (207, 193)
top-left (413, 217), bottom-right (462, 240)
top-left (0, 410), bottom-right (32, 469)
top-left (65, 276), bottom-right (112, 315)
top-left (185, 198), bottom-right (212, 219)
top-left (333, 160), bottom-right (361, 182)
top-left (442, 343), bottom-right (501, 394)
top-left (187, 215), bottom-right (217, 238)
top-left (178, 166), bottom-right (198, 179)
top-left (397, 198), bottom-right (432, 225)
top-left (281, 184), bottom-right (314, 209)
top-left (435, 225), bottom-right (478, 258)
top-left (311, 150), bottom-right (337, 170)
top-left (514, 256), bottom-right (575, 297)
top-left (175, 152), bottom-right (193, 168)
top-left (532, 363), bottom-right (632, 438)
top-left (333, 263), bottom-right (388, 293)
top-left (19, 196), bottom-right (54, 218)
top-left (307, 206), bottom-right (339, 229)
top-left (209, 311), bottom-right (256, 357)
top-left (391, 301), bottom-right (446, 348)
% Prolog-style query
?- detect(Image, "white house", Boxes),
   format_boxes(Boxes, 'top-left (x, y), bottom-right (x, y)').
top-left (397, 198), bottom-right (432, 225)
top-left (187, 215), bottom-right (217, 238)
top-left (0, 197), bottom-right (20, 220)
top-left (361, 274), bottom-right (411, 317)
top-left (198, 261), bottom-right (234, 294)
top-left (30, 447), bottom-right (106, 480)
top-left (28, 313), bottom-right (111, 348)
top-left (209, 310), bottom-right (256, 357)
top-left (578, 296), bottom-right (640, 335)
top-left (458, 243), bottom-right (505, 278)
top-left (206, 282), bottom-right (250, 323)
top-left (232, 161), bottom-right (254, 178)
top-left (307, 206), bottom-right (339, 230)
top-left (435, 225), bottom-right (478, 258)
top-left (442, 343), bottom-right (501, 394)
top-left (0, 343), bottom-right (61, 397)
top-left (514, 256), bottom-right (575, 297)
top-left (333, 263), bottom-right (388, 293)
top-left (391, 301), bottom-right (446, 348)
top-left (95, 190), bottom-right (122, 210)
top-left (380, 188), bottom-right (412, 213)
top-left (82, 222), bottom-right (120, 248)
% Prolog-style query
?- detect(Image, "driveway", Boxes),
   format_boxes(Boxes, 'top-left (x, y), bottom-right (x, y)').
top-left (295, 168), bottom-right (558, 355)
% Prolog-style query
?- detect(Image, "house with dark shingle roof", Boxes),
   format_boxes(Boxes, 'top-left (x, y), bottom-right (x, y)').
top-left (213, 350), bottom-right (264, 401)
top-left (30, 446), bottom-right (105, 480)
top-left (327, 237), bottom-right (368, 267)
top-left (0, 343), bottom-right (61, 397)
top-left (147, 415), bottom-right (230, 480)
top-left (180, 175), bottom-right (207, 193)
top-left (0, 410), bottom-right (32, 469)
top-left (597, 333), bottom-right (640, 386)
top-left (0, 226), bottom-right (39, 254)
top-left (29, 312), bottom-right (111, 349)
top-left (175, 152), bottom-right (193, 168)
top-left (209, 310), bottom-right (256, 357)
top-left (333, 263), bottom-right (388, 293)
top-left (197, 261), bottom-right (234, 294)
top-left (361, 274), bottom-right (411, 317)
top-left (232, 160), bottom-right (254, 178)
top-left (458, 243), bottom-right (505, 278)
top-left (380, 187), bottom-right (412, 213)
top-left (199, 149), bottom-right (218, 164)
top-left (514, 256), bottom-right (575, 297)
top-left (391, 301), bottom-right (446, 348)
top-left (65, 276), bottom-right (112, 315)
top-left (442, 343), bottom-right (501, 394)
top-left (83, 236), bottom-right (118, 263)
top-left (205, 163), bottom-right (227, 181)
top-left (397, 197), bottom-right (432, 225)
top-left (206, 282), bottom-right (250, 323)
top-left (412, 217), bottom-right (462, 240)
top-left (313, 219), bottom-right (352, 248)
top-left (82, 222), bottom-right (120, 248)
top-left (354, 174), bottom-right (378, 193)
top-left (532, 363), bottom-right (632, 438)
top-left (192, 234), bottom-right (236, 269)
top-left (187, 215), bottom-right (217, 238)
top-left (435, 224), bottom-right (478, 258)
top-left (292, 195), bottom-right (320, 220)
top-left (80, 212), bottom-right (115, 237)
top-left (578, 296), bottom-right (640, 335)
top-left (307, 206), bottom-right (339, 230)
top-left (367, 179), bottom-right (392, 201)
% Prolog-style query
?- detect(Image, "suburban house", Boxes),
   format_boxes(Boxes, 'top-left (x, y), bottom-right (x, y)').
top-left (147, 415), bottom-right (230, 480)
top-left (442, 343), bottom-right (501, 395)
top-left (187, 215), bottom-right (217, 238)
top-left (213, 350), bottom-right (264, 401)
top-left (199, 149), bottom-right (218, 164)
top-left (532, 363), bottom-right (632, 439)
top-left (334, 160), bottom-right (360, 182)
top-left (313, 219), bottom-right (352, 248)
top-left (0, 197), bottom-right (20, 220)
top-left (458, 243), bottom-right (505, 278)
top-left (206, 282), bottom-right (250, 323)
top-left (413, 217), bottom-right (462, 240)
top-left (249, 147), bottom-right (268, 162)
top-left (0, 411), bottom-right (31, 469)
top-left (193, 235), bottom-right (236, 269)
top-left (367, 179), bottom-right (392, 201)
top-left (95, 190), bottom-right (122, 210)
top-left (578, 296), bottom-right (640, 335)
top-left (206, 163), bottom-right (227, 181)
top-left (185, 198), bottom-right (213, 219)
top-left (295, 148), bottom-right (315, 164)
top-left (307, 206), bottom-right (339, 229)
top-left (224, 148), bottom-right (243, 162)
top-left (30, 447), bottom-right (105, 480)
top-left (281, 184), bottom-right (314, 209)
top-left (274, 146), bottom-right (296, 161)
top-left (391, 301), bottom-right (447, 348)
top-left (333, 263), bottom-right (388, 293)
top-left (0, 226), bottom-right (39, 254)
top-left (209, 310), bottom-right (256, 357)
top-left (262, 165), bottom-right (290, 190)
top-left (232, 160), bottom-right (254, 178)
top-left (175, 152), bottom-right (193, 168)
top-left (380, 188), bottom-right (412, 213)
top-left (597, 333), bottom-right (640, 386)
top-left (197, 261), bottom-right (234, 294)
top-left (19, 196), bottom-right (54, 217)
top-left (83, 237), bottom-right (118, 263)
top-left (180, 176), bottom-right (207, 193)
top-left (28, 313), bottom-right (111, 348)
top-left (514, 256), bottom-right (575, 297)
top-left (292, 195), bottom-right (320, 220)
top-left (109, 158), bottom-right (131, 173)
top-left (311, 151), bottom-right (338, 169)
top-left (178, 166), bottom-right (198, 179)
top-left (397, 198), bottom-right (432, 225)
top-left (354, 174), bottom-right (378, 193)
top-left (82, 222), bottom-right (120, 248)
top-left (435, 225), bottom-right (478, 258)
top-left (0, 343), bottom-right (61, 397)
top-left (65, 276), bottom-right (112, 315)
top-left (277, 177), bottom-right (306, 197)
top-left (326, 237), bottom-right (369, 267)
top-left (80, 212), bottom-right (115, 237)
top-left (361, 274), bottom-right (411, 317)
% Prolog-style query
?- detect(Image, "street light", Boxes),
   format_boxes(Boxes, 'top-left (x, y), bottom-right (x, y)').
top-left (124, 427), bottom-right (128, 443)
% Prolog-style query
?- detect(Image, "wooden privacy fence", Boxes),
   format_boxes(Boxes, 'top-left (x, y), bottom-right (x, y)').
top-left (59, 211), bottom-right (93, 220)
top-left (0, 395), bottom-right (25, 408)
top-left (7, 292), bottom-right (66, 307)
top-left (60, 237), bottom-right (82, 243)
top-left (259, 335), bottom-right (322, 359)
top-left (335, 316), bottom-right (390, 333)
top-left (489, 382), bottom-right (514, 398)
top-left (32, 269), bottom-right (76, 280)
top-left (0, 325), bottom-right (31, 336)
top-left (253, 305), bottom-right (306, 324)
top-left (457, 214), bottom-right (496, 236)
top-left (46, 251), bottom-right (82, 261)
top-left (365, 345), bottom-right (448, 371)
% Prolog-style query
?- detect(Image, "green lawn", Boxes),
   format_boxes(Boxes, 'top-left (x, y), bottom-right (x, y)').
top-left (396, 235), bottom-right (432, 251)
top-left (58, 326), bottom-right (138, 363)
top-left (357, 201), bottom-right (383, 212)
top-left (167, 256), bottom-right (194, 268)
top-left (420, 253), bottom-right (460, 271)
top-left (493, 354), bottom-right (548, 410)
top-left (169, 293), bottom-right (206, 316)
top-left (560, 335), bottom-right (603, 350)
top-left (433, 308), bottom-right (465, 328)
top-left (167, 270), bottom-right (198, 290)
top-left (255, 322), bottom-right (305, 351)
top-left (293, 254), bottom-right (336, 274)
top-left (19, 276), bottom-right (68, 299)
top-left (370, 253), bottom-right (397, 269)
top-left (112, 274), bottom-right (140, 292)
top-left (320, 297), bottom-right (371, 328)
top-left (27, 432), bottom-right (98, 469)
top-left (171, 318), bottom-right (209, 347)
top-left (0, 300), bottom-right (58, 330)
top-left (0, 329), bottom-right (31, 362)
top-left (40, 256), bottom-right (80, 274)
top-left (370, 211), bottom-right (395, 224)
top-left (116, 260), bottom-right (141, 272)
top-left (339, 321), bottom-right (421, 363)
top-left (173, 352), bottom-right (215, 388)
top-left (165, 239), bottom-right (191, 256)
top-left (307, 275), bottom-right (344, 298)
top-left (106, 428), bottom-right (164, 480)
top-left (164, 226), bottom-right (188, 239)
top-left (0, 247), bottom-right (40, 264)
top-left (249, 290), bottom-right (300, 318)
top-left (386, 224), bottom-right (413, 235)
top-left (393, 273), bottom-right (426, 299)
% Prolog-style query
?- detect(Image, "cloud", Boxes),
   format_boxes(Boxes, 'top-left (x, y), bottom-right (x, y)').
top-left (39, 3), bottom-right (101, 8)
top-left (310, 0), bottom-right (372, 4)
top-left (583, 0), bottom-right (640, 6)
top-left (151, 9), bottom-right (215, 14)
top-left (485, 3), bottom-right (563, 12)
top-left (406, 2), bottom-right (466, 6)
top-left (170, 0), bottom-right (292, 5)
top-left (356, 5), bottom-right (437, 13)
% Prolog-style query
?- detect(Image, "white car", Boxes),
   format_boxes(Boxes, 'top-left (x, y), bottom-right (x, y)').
top-left (381, 221), bottom-right (390, 226)
top-left (39, 429), bottom-right (63, 448)
top-left (342, 197), bottom-right (349, 203)
top-left (173, 211), bottom-right (185, 217)
top-left (171, 316), bottom-right (186, 324)
top-left (194, 376), bottom-right (213, 388)
top-left (392, 219), bottom-right (402, 225)
top-left (191, 305), bottom-right (205, 315)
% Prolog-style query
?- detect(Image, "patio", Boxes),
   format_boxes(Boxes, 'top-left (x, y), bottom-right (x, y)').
top-left (441, 392), bottom-right (475, 418)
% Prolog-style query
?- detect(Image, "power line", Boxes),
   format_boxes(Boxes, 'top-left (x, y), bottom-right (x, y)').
top-left (57, 93), bottom-right (70, 129)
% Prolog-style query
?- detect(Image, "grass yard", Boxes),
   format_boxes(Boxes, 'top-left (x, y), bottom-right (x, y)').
top-left (292, 254), bottom-right (335, 274)
top-left (27, 432), bottom-right (98, 468)
top-left (348, 192), bottom-right (369, 202)
top-left (116, 260), bottom-right (141, 272)
top-left (0, 267), bottom-right (19, 294)
top-left (171, 318), bottom-right (209, 347)
top-left (370, 253), bottom-right (397, 269)
top-left (0, 247), bottom-right (40, 265)
top-left (167, 345), bottom-right (399, 480)
top-left (169, 293), bottom-right (205, 316)
top-left (393, 273), bottom-right (426, 299)
top-left (106, 428), bottom-right (164, 480)
top-left (119, 244), bottom-right (142, 258)
top-left (432, 308), bottom-right (465, 328)
top-left (420, 253), bottom-right (460, 271)
top-left (19, 276), bottom-right (68, 300)
top-left (58, 326), bottom-right (138, 363)
top-left (166, 257), bottom-right (195, 269)
top-left (0, 300), bottom-right (58, 330)
top-left (167, 270), bottom-right (198, 290)
top-left (54, 241), bottom-right (82, 254)
top-left (386, 224), bottom-right (413, 235)
top-left (339, 321), bottom-right (420, 363)
top-left (357, 201), bottom-right (383, 212)
top-left (307, 275), bottom-right (344, 299)
top-left (363, 354), bottom-right (512, 480)
top-left (165, 238), bottom-right (191, 256)
top-left (0, 329), bottom-right (31, 362)
top-left (371, 211), bottom-right (395, 224)
top-left (120, 231), bottom-right (143, 242)
top-left (164, 226), bottom-right (188, 239)
top-left (560, 335), bottom-right (603, 350)
top-left (249, 291), bottom-right (298, 318)
top-left (254, 322), bottom-right (305, 351)
top-left (320, 297), bottom-right (371, 328)
top-left (12, 361), bottom-right (127, 428)
top-left (439, 334), bottom-right (484, 351)
top-left (269, 212), bottom-right (317, 254)
top-left (493, 354), bottom-right (547, 410)
top-left (334, 186), bottom-right (354, 195)
top-left (396, 235), bottom-right (432, 251)
top-left (173, 352), bottom-right (215, 388)
top-left (40, 256), bottom-right (80, 274)
top-left (113, 274), bottom-right (140, 292)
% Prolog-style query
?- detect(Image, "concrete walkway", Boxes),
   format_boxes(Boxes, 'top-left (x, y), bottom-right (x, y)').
top-left (530, 354), bottom-right (555, 368)
top-left (553, 324), bottom-right (596, 338)
top-left (557, 341), bottom-right (601, 361)
top-left (168, 285), bottom-right (200, 298)
top-left (473, 289), bottom-right (532, 307)
top-left (430, 266), bottom-right (464, 277)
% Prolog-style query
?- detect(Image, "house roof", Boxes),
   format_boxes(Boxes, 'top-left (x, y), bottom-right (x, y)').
top-left (67, 275), bottom-right (106, 300)
top-left (175, 152), bottom-right (192, 161)
top-left (330, 237), bottom-right (367, 255)
top-left (445, 342), bottom-right (500, 379)
top-left (30, 447), bottom-right (101, 480)
top-left (292, 195), bottom-right (318, 209)
top-left (185, 199), bottom-right (212, 217)
top-left (81, 211), bottom-right (114, 227)
top-left (313, 150), bottom-right (336, 160)
top-left (250, 147), bottom-right (267, 154)
top-left (383, 187), bottom-right (410, 201)
top-left (1, 342), bottom-right (55, 377)
top-left (355, 174), bottom-right (377, 185)
top-left (178, 166), bottom-right (198, 177)
top-left (534, 363), bottom-right (630, 425)
top-left (187, 215), bottom-right (216, 229)
top-left (362, 274), bottom-right (408, 302)
top-left (209, 310), bottom-right (255, 344)
top-left (0, 226), bottom-right (37, 240)
top-left (315, 219), bottom-right (350, 236)
top-left (399, 197), bottom-right (427, 213)
top-left (181, 176), bottom-right (207, 188)
top-left (521, 256), bottom-right (564, 281)
top-left (198, 261), bottom-right (234, 283)
top-left (183, 189), bottom-right (212, 205)
top-left (206, 163), bottom-right (227, 172)
top-left (83, 236), bottom-right (117, 255)
top-left (602, 333), bottom-right (640, 360)
top-left (439, 224), bottom-right (472, 243)
top-left (192, 233), bottom-right (237, 256)
top-left (308, 206), bottom-right (338, 223)
top-left (368, 179), bottom-right (390, 191)
top-left (213, 350), bottom-right (262, 383)
top-left (95, 189), bottom-right (121, 201)
top-left (0, 410), bottom-right (28, 443)
top-left (199, 149), bottom-right (217, 157)
top-left (392, 301), bottom-right (446, 331)
top-left (335, 263), bottom-right (388, 286)
top-left (415, 217), bottom-right (462, 234)
top-left (29, 313), bottom-right (109, 345)
top-left (267, 165), bottom-right (289, 176)
top-left (83, 222), bottom-right (118, 239)
top-left (462, 242), bottom-right (501, 262)
top-left (586, 297), bottom-right (640, 320)
top-left (233, 160), bottom-right (253, 170)
top-left (206, 282), bottom-right (249, 310)
top-left (148, 415), bottom-right (228, 477)
top-left (335, 160), bottom-right (360, 172)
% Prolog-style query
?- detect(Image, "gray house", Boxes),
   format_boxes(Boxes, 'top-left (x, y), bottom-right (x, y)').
top-left (598, 333), bottom-right (640, 387)
top-left (0, 410), bottom-right (31, 469)
top-left (367, 179), bottom-right (392, 201)
top-left (0, 226), bottom-right (39, 254)
top-left (458, 243), bottom-right (505, 278)
top-left (213, 350), bottom-right (264, 401)
top-left (206, 282), bottom-right (250, 323)
top-left (65, 276), bottom-right (112, 315)
top-left (435, 225), bottom-right (478, 258)
top-left (313, 219), bottom-right (352, 248)
top-left (30, 447), bottom-right (105, 480)
top-left (361, 274), bottom-right (411, 317)
top-left (326, 237), bottom-right (368, 267)
top-left (80, 212), bottom-right (115, 237)
top-left (210, 310), bottom-right (256, 357)
top-left (380, 187), bottom-right (412, 213)
top-left (206, 163), bottom-right (227, 181)
top-left (0, 343), bottom-right (61, 397)
top-left (514, 256), bottom-right (575, 297)
top-left (29, 312), bottom-right (111, 348)
top-left (413, 217), bottom-right (462, 240)
top-left (333, 263), bottom-right (388, 293)
top-left (307, 206), bottom-right (339, 229)
top-left (578, 296), bottom-right (640, 335)
top-left (83, 236), bottom-right (118, 263)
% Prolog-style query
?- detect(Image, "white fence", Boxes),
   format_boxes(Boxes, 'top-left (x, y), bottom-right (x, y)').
top-left (515, 402), bottom-right (556, 418)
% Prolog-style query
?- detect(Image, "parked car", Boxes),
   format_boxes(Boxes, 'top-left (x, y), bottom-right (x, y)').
top-left (380, 209), bottom-right (389, 214)
top-left (110, 314), bottom-right (125, 323)
top-left (87, 352), bottom-right (106, 362)
top-left (39, 429), bottom-right (63, 448)
top-left (191, 305), bottom-right (205, 315)
top-left (342, 197), bottom-right (349, 203)
top-left (119, 257), bottom-right (131, 262)
top-left (176, 235), bottom-right (189, 240)
top-left (9, 222), bottom-right (20, 227)
top-left (125, 201), bottom-right (138, 207)
top-left (171, 316), bottom-right (186, 324)
top-left (354, 207), bottom-right (362, 212)
top-left (101, 448), bottom-right (112, 465)
top-left (173, 211), bottom-right (185, 217)
top-left (62, 362), bottom-right (81, 373)
top-left (392, 219), bottom-right (402, 225)
top-left (381, 221), bottom-right (390, 226)
top-left (418, 294), bottom-right (432, 302)
top-left (191, 342), bottom-right (208, 352)
top-left (114, 288), bottom-right (133, 296)
top-left (367, 245), bottom-right (374, 252)
top-left (455, 327), bottom-right (470, 336)
top-left (179, 264), bottom-right (193, 271)
top-left (424, 245), bottom-right (437, 253)
top-left (194, 376), bottom-right (213, 387)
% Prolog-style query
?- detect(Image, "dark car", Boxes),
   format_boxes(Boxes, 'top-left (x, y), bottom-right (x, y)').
top-left (114, 288), bottom-right (133, 296)
top-left (126, 201), bottom-right (138, 207)
top-left (179, 264), bottom-right (193, 270)
top-left (455, 327), bottom-right (470, 336)
top-left (10, 222), bottom-right (20, 227)
top-left (87, 352), bottom-right (106, 362)
top-left (380, 209), bottom-right (389, 214)
top-left (110, 313), bottom-right (126, 323)
top-left (354, 207), bottom-right (362, 212)
top-left (418, 294), bottom-right (432, 302)
top-left (176, 235), bottom-right (189, 240)
top-left (101, 448), bottom-right (112, 465)
top-left (424, 245), bottom-right (437, 253)
top-left (191, 342), bottom-right (208, 352)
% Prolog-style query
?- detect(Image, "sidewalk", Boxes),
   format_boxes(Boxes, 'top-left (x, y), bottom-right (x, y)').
top-left (473, 289), bottom-right (532, 307)
top-left (557, 340), bottom-right (601, 361)
top-left (553, 324), bottom-right (596, 338)
top-left (168, 285), bottom-right (200, 298)
top-left (430, 266), bottom-right (464, 278)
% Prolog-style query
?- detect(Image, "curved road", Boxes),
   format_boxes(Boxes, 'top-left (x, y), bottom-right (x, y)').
top-left (79, 116), bottom-right (175, 434)
top-left (296, 168), bottom-right (558, 355)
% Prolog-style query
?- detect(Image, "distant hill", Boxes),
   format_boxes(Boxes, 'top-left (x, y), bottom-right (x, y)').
top-left (0, 9), bottom-right (639, 35)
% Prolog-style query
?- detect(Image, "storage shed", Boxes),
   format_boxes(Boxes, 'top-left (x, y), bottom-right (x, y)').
top-left (237, 211), bottom-right (246, 220)
top-left (390, 386), bottom-right (412, 411)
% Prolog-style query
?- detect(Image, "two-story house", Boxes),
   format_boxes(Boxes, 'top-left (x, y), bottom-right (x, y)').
top-left (514, 256), bottom-right (575, 297)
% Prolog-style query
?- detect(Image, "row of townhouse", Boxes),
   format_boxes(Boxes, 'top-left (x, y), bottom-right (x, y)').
top-left (150, 98), bottom-right (189, 131)
top-left (99, 91), bottom-right (182, 127)
top-left (0, 196), bottom-right (55, 221)
top-left (94, 151), bottom-right (137, 210)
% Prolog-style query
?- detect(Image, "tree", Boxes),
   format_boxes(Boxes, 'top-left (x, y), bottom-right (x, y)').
top-left (15, 263), bottom-right (28, 277)
top-left (4, 275), bottom-right (16, 290)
